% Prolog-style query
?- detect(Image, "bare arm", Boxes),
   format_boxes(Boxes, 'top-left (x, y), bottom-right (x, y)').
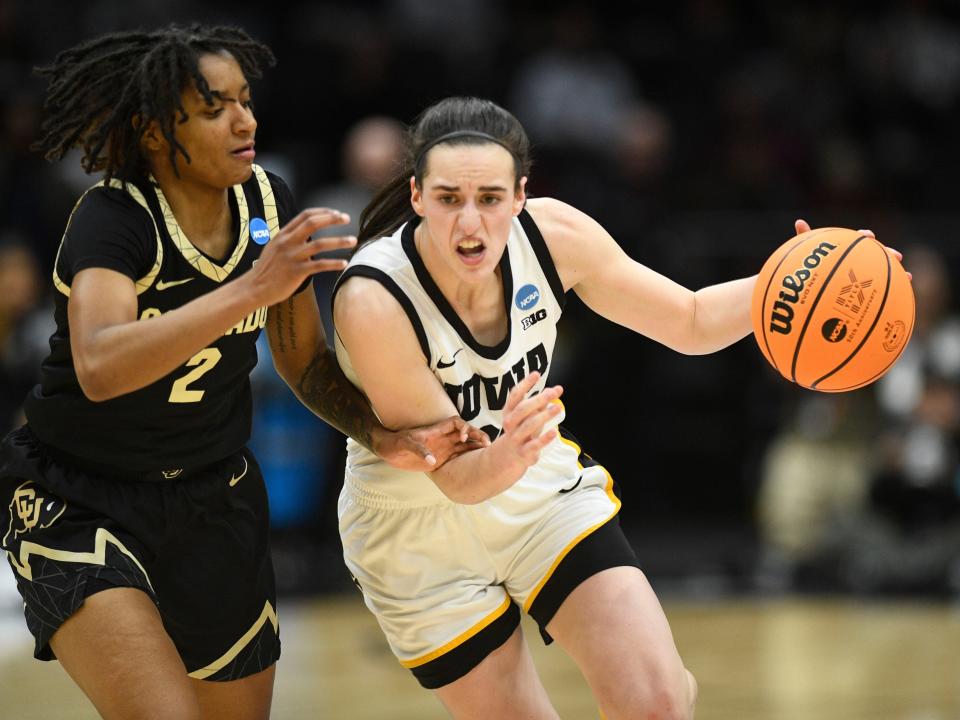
top-left (334, 276), bottom-right (561, 504)
top-left (267, 288), bottom-right (377, 449)
top-left (268, 286), bottom-right (488, 468)
top-left (526, 197), bottom-right (755, 355)
top-left (70, 208), bottom-right (354, 401)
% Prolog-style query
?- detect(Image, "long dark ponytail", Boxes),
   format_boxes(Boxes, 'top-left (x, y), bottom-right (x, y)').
top-left (357, 97), bottom-right (532, 248)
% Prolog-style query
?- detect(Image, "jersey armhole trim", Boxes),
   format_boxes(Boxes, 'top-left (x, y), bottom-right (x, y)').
top-left (53, 182), bottom-right (163, 298)
top-left (518, 208), bottom-right (566, 311)
top-left (332, 265), bottom-right (432, 365)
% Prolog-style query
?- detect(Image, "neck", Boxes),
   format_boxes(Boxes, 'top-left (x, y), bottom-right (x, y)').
top-left (415, 222), bottom-right (501, 311)
top-left (151, 166), bottom-right (233, 259)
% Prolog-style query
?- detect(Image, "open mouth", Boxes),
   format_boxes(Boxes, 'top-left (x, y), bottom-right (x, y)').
top-left (456, 238), bottom-right (485, 259)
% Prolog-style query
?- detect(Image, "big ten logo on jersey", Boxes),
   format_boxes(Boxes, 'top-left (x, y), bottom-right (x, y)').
top-left (522, 308), bottom-right (547, 330)
top-left (443, 343), bottom-right (549, 440)
top-left (139, 306), bottom-right (268, 336)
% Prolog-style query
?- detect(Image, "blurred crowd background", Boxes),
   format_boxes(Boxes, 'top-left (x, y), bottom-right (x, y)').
top-left (2, 0), bottom-right (960, 601)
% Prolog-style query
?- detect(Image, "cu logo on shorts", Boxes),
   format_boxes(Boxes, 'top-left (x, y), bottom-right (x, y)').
top-left (5, 481), bottom-right (66, 541)
top-left (515, 284), bottom-right (540, 311)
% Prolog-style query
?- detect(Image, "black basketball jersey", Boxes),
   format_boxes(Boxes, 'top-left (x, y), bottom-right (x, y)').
top-left (24, 165), bottom-right (295, 473)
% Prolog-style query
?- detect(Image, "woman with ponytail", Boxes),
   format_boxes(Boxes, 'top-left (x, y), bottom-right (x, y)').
top-left (326, 92), bottom-right (856, 717)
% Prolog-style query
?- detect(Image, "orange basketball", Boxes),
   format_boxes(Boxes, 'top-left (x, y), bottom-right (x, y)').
top-left (751, 227), bottom-right (915, 392)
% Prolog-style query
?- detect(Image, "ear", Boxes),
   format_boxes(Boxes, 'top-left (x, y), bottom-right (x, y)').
top-left (138, 118), bottom-right (166, 154)
top-left (513, 176), bottom-right (528, 216)
top-left (410, 175), bottom-right (425, 217)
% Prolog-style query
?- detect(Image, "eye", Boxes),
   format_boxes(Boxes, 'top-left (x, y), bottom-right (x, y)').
top-left (481, 195), bottom-right (501, 205)
top-left (242, 98), bottom-right (254, 110)
top-left (438, 195), bottom-right (458, 205)
top-left (206, 108), bottom-right (224, 118)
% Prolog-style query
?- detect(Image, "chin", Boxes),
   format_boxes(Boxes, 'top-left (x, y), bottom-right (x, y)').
top-left (212, 166), bottom-right (253, 189)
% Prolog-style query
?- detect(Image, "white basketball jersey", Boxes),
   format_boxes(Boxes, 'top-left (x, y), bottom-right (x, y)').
top-left (334, 209), bottom-right (581, 502)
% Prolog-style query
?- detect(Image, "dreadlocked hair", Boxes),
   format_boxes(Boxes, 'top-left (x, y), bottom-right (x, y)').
top-left (32, 24), bottom-right (275, 185)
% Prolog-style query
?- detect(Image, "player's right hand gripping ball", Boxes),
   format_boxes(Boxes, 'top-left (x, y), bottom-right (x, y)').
top-left (751, 227), bottom-right (914, 392)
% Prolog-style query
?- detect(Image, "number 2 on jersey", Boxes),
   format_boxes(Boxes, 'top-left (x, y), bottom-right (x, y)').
top-left (169, 348), bottom-right (222, 403)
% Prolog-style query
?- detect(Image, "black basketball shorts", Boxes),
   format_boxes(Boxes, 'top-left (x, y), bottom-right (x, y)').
top-left (0, 425), bottom-right (279, 681)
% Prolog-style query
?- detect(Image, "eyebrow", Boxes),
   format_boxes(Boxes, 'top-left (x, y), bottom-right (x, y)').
top-left (207, 83), bottom-right (251, 103)
top-left (432, 184), bottom-right (508, 192)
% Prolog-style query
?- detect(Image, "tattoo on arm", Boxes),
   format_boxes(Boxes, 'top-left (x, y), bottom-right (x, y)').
top-left (273, 301), bottom-right (287, 354)
top-left (287, 299), bottom-right (297, 351)
top-left (272, 298), bottom-right (297, 353)
top-left (296, 345), bottom-right (379, 450)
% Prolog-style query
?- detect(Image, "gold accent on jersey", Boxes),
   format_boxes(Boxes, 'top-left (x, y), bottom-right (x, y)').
top-left (188, 600), bottom-right (279, 679)
top-left (5, 526), bottom-right (153, 591)
top-left (224, 306), bottom-right (268, 336)
top-left (252, 164), bottom-right (280, 236)
top-left (169, 347), bottom-right (222, 403)
top-left (150, 166), bottom-right (259, 283)
top-left (52, 180), bottom-right (164, 298)
top-left (156, 278), bottom-right (194, 291)
top-left (400, 595), bottom-right (513, 668)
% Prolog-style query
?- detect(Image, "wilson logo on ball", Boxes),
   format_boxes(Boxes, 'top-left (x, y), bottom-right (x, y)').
top-left (769, 241), bottom-right (837, 335)
top-left (751, 227), bottom-right (916, 392)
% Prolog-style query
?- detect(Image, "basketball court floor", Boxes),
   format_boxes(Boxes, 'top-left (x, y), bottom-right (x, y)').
top-left (1, 589), bottom-right (958, 719)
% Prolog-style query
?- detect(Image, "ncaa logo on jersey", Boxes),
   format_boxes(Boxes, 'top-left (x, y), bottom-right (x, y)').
top-left (515, 284), bottom-right (540, 311)
top-left (5, 481), bottom-right (66, 542)
top-left (250, 217), bottom-right (271, 245)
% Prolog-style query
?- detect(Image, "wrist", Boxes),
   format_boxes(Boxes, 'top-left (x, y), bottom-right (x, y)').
top-left (368, 424), bottom-right (390, 456)
top-left (236, 267), bottom-right (269, 310)
top-left (489, 437), bottom-right (527, 481)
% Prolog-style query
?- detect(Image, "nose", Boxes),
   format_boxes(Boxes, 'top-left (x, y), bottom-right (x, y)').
top-left (457, 201), bottom-right (481, 234)
top-left (234, 103), bottom-right (257, 135)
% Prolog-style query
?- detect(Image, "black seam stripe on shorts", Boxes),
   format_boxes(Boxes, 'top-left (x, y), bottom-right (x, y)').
top-left (409, 601), bottom-right (520, 689)
top-left (527, 515), bottom-right (640, 645)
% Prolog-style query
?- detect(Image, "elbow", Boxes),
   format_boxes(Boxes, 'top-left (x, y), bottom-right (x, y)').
top-left (435, 483), bottom-right (482, 506)
top-left (272, 356), bottom-right (301, 391)
top-left (673, 339), bottom-right (716, 356)
top-left (663, 330), bottom-right (712, 356)
top-left (74, 361), bottom-right (114, 402)
top-left (71, 337), bottom-right (119, 402)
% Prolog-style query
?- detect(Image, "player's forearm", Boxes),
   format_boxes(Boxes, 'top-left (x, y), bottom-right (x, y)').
top-left (291, 344), bottom-right (383, 451)
top-left (74, 277), bottom-right (265, 401)
top-left (428, 439), bottom-right (526, 504)
top-left (687, 276), bottom-right (756, 355)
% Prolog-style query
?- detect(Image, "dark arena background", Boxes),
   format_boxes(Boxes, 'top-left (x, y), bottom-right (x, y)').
top-left (1, 2), bottom-right (960, 718)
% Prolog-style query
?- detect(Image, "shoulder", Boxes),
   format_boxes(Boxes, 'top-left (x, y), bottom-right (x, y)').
top-left (522, 197), bottom-right (621, 292)
top-left (263, 169), bottom-right (292, 197)
top-left (524, 196), bottom-right (603, 245)
top-left (241, 166), bottom-right (297, 220)
top-left (68, 183), bottom-right (155, 239)
top-left (334, 273), bottom-right (412, 340)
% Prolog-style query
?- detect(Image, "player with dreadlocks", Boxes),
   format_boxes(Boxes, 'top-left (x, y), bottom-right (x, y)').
top-left (0, 24), bottom-right (485, 719)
